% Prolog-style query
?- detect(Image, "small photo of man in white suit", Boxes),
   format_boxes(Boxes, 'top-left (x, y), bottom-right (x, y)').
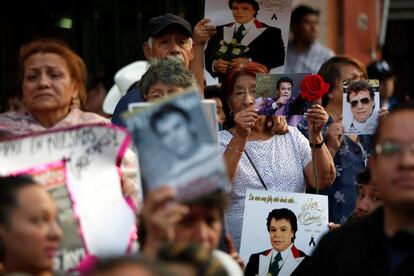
top-left (244, 208), bottom-right (308, 276)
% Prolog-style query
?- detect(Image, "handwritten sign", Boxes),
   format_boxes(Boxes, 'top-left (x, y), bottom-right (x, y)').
top-left (0, 125), bottom-right (136, 258)
top-left (240, 189), bottom-right (328, 264)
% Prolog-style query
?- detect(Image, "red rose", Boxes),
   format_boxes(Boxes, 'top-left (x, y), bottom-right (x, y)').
top-left (300, 74), bottom-right (330, 101)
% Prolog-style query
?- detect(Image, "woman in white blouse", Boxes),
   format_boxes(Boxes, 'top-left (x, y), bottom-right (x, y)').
top-left (219, 62), bottom-right (335, 250)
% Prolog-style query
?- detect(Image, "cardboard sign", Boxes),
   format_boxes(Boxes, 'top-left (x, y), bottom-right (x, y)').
top-left (240, 189), bottom-right (328, 270)
top-left (0, 125), bottom-right (136, 259)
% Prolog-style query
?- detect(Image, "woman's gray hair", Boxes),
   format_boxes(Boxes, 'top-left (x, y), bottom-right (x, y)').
top-left (139, 56), bottom-right (197, 98)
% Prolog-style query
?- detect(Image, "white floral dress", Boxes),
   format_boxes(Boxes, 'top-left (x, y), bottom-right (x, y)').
top-left (219, 127), bottom-right (311, 250)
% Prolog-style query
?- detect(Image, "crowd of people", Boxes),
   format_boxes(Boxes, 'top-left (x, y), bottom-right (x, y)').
top-left (1, 1), bottom-right (413, 275)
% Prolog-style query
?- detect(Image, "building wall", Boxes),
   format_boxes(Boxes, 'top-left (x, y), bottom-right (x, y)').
top-left (342, 0), bottom-right (380, 64)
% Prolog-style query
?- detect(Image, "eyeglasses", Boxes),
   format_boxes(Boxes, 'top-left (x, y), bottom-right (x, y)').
top-left (375, 141), bottom-right (414, 157)
top-left (350, 97), bottom-right (371, 108)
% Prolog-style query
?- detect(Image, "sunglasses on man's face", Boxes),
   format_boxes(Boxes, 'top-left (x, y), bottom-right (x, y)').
top-left (350, 97), bottom-right (371, 108)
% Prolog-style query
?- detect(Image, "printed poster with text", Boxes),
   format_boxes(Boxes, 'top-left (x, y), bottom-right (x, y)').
top-left (240, 189), bottom-right (328, 265)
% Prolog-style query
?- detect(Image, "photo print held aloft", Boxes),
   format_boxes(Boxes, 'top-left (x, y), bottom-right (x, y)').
top-left (342, 79), bottom-right (380, 135)
top-left (123, 89), bottom-right (228, 202)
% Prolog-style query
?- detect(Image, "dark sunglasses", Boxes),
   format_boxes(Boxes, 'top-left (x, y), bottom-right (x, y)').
top-left (350, 97), bottom-right (371, 107)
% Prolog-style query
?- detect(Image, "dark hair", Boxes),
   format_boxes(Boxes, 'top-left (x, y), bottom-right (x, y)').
top-left (204, 84), bottom-right (222, 100)
top-left (186, 191), bottom-right (228, 218)
top-left (318, 55), bottom-right (367, 107)
top-left (221, 62), bottom-right (268, 129)
top-left (356, 167), bottom-right (371, 186)
top-left (228, 0), bottom-right (259, 17)
top-left (18, 38), bottom-right (87, 108)
top-left (0, 175), bottom-right (38, 262)
top-left (0, 175), bottom-right (37, 225)
top-left (158, 242), bottom-right (228, 276)
top-left (276, 76), bottom-right (294, 90)
top-left (372, 102), bottom-right (414, 150)
top-left (149, 104), bottom-right (191, 136)
top-left (290, 4), bottom-right (319, 26)
top-left (346, 80), bottom-right (375, 102)
top-left (366, 60), bottom-right (394, 81)
top-left (266, 208), bottom-right (298, 242)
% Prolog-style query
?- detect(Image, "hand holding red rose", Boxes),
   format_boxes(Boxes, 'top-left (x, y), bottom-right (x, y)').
top-left (305, 104), bottom-right (329, 134)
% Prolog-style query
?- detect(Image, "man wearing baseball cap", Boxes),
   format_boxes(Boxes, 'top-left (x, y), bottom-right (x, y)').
top-left (110, 13), bottom-right (215, 127)
top-left (366, 60), bottom-right (397, 110)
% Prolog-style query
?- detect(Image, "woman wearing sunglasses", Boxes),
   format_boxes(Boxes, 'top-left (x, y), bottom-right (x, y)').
top-left (297, 56), bottom-right (371, 226)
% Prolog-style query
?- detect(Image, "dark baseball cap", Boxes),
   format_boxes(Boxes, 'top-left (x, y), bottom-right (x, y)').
top-left (367, 60), bottom-right (394, 80)
top-left (144, 13), bottom-right (192, 41)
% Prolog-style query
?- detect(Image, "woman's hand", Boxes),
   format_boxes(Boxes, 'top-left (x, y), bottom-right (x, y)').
top-left (304, 104), bottom-right (329, 135)
top-left (234, 106), bottom-right (258, 139)
top-left (225, 234), bottom-right (245, 270)
top-left (378, 106), bottom-right (388, 119)
top-left (325, 116), bottom-right (343, 157)
top-left (266, 115), bottom-right (288, 135)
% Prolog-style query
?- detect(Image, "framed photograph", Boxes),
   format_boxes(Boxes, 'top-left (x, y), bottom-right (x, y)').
top-left (342, 79), bottom-right (380, 135)
top-left (240, 189), bottom-right (328, 276)
top-left (128, 99), bottom-right (219, 144)
top-left (123, 89), bottom-right (228, 202)
top-left (255, 73), bottom-right (310, 126)
top-left (204, 0), bottom-right (293, 76)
